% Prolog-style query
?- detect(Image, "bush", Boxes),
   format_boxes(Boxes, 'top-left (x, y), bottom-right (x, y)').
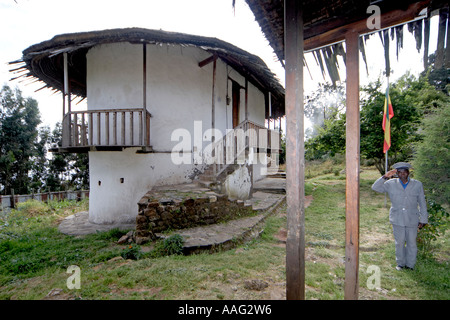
top-left (150, 234), bottom-right (184, 257)
top-left (163, 234), bottom-right (184, 255)
top-left (417, 200), bottom-right (449, 256)
top-left (121, 244), bottom-right (142, 260)
top-left (16, 200), bottom-right (49, 216)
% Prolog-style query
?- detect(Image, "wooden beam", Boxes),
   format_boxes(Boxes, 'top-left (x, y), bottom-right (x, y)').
top-left (198, 54), bottom-right (217, 68)
top-left (344, 30), bottom-right (360, 300)
top-left (304, 0), bottom-right (430, 52)
top-left (284, 0), bottom-right (305, 300)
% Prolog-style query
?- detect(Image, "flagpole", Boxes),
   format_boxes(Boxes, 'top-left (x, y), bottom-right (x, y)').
top-left (384, 76), bottom-right (389, 208)
top-left (385, 149), bottom-right (388, 208)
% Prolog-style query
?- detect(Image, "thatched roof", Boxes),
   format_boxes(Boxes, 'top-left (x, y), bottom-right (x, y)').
top-left (10, 28), bottom-right (285, 118)
top-left (244, 0), bottom-right (449, 84)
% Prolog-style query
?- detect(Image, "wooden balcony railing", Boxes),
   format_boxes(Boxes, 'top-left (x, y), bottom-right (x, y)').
top-left (211, 120), bottom-right (281, 176)
top-left (60, 108), bottom-right (151, 151)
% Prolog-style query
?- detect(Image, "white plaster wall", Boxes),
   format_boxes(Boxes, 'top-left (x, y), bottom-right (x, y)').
top-left (87, 43), bottom-right (143, 108)
top-left (146, 44), bottom-right (213, 151)
top-left (247, 82), bottom-right (266, 126)
top-left (88, 148), bottom-right (202, 224)
top-left (224, 164), bottom-right (252, 200)
top-left (86, 42), bottom-right (270, 223)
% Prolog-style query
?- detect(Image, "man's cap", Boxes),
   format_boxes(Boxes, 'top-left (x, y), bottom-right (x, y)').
top-left (392, 162), bottom-right (412, 170)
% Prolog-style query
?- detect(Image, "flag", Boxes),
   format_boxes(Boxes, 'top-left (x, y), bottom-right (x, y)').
top-left (382, 87), bottom-right (394, 153)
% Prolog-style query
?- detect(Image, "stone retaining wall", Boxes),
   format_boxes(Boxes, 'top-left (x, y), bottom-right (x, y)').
top-left (135, 188), bottom-right (255, 244)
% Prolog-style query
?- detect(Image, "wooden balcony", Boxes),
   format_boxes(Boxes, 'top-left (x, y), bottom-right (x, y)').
top-left (51, 108), bottom-right (152, 153)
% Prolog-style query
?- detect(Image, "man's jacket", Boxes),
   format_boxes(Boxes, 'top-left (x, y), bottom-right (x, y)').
top-left (372, 177), bottom-right (428, 227)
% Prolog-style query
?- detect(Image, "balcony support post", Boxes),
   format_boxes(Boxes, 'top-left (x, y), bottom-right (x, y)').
top-left (142, 43), bottom-right (148, 147)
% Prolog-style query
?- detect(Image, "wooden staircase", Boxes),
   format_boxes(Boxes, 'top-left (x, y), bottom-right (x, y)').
top-left (196, 120), bottom-right (282, 193)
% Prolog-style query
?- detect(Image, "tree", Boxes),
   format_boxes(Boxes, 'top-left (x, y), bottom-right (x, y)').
top-left (412, 102), bottom-right (450, 206)
top-left (360, 73), bottom-right (424, 174)
top-left (304, 82), bottom-right (345, 139)
top-left (304, 73), bottom-right (446, 175)
top-left (46, 122), bottom-right (89, 191)
top-left (421, 53), bottom-right (450, 96)
top-left (305, 110), bottom-right (346, 160)
top-left (29, 126), bottom-right (51, 192)
top-left (0, 85), bottom-right (41, 194)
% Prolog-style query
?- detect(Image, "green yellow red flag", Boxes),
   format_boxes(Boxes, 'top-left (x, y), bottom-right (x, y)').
top-left (382, 87), bottom-right (394, 153)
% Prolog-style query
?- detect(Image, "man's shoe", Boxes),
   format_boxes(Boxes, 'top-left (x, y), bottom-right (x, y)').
top-left (405, 266), bottom-right (414, 270)
top-left (395, 265), bottom-right (404, 271)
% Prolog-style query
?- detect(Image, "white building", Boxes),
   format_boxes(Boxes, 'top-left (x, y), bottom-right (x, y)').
top-left (13, 28), bottom-right (285, 225)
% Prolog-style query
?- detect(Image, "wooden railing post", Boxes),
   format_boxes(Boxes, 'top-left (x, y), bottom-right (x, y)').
top-left (89, 112), bottom-right (93, 146)
top-left (97, 112), bottom-right (101, 145)
top-left (146, 111), bottom-right (150, 147)
top-left (113, 111), bottom-right (117, 146)
top-left (130, 111), bottom-right (134, 145)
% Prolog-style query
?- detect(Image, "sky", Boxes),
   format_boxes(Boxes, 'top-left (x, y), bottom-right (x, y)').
top-left (0, 0), bottom-right (440, 130)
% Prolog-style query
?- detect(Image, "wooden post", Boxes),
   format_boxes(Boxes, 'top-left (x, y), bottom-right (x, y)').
top-left (344, 30), bottom-right (360, 300)
top-left (10, 189), bottom-right (15, 209)
top-left (63, 52), bottom-right (72, 146)
top-left (212, 56), bottom-right (217, 176)
top-left (284, 0), bottom-right (305, 300)
top-left (268, 91), bottom-right (272, 130)
top-left (142, 43), bottom-right (148, 146)
top-left (245, 78), bottom-right (248, 121)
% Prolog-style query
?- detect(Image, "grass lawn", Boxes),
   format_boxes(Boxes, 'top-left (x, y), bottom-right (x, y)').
top-left (0, 167), bottom-right (448, 300)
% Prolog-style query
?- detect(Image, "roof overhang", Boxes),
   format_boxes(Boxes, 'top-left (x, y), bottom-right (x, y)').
top-left (244, 0), bottom-right (448, 60)
top-left (10, 28), bottom-right (286, 118)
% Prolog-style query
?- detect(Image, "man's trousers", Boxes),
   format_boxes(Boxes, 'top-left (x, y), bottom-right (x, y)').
top-left (392, 224), bottom-right (418, 269)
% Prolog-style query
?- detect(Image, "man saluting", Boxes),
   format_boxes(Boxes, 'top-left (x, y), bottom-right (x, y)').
top-left (371, 162), bottom-right (428, 270)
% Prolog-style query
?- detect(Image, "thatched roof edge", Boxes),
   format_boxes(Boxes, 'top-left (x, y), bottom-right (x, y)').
top-left (12, 28), bottom-right (285, 117)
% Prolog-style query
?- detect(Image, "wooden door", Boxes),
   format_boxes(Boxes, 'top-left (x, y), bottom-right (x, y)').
top-left (232, 81), bottom-right (240, 128)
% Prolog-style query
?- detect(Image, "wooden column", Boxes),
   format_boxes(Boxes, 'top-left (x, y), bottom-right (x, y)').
top-left (142, 43), bottom-right (148, 146)
top-left (212, 56), bottom-right (217, 176)
top-left (212, 57), bottom-right (217, 133)
top-left (245, 78), bottom-right (248, 121)
top-left (344, 30), bottom-right (360, 300)
top-left (63, 52), bottom-right (69, 113)
top-left (63, 52), bottom-right (72, 147)
top-left (284, 0), bottom-right (305, 300)
top-left (268, 92), bottom-right (272, 129)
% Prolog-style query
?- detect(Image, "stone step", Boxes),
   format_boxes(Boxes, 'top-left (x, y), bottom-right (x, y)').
top-left (195, 180), bottom-right (216, 188)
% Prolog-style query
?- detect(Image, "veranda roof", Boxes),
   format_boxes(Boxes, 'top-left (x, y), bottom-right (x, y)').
top-left (245, 0), bottom-right (448, 61)
top-left (244, 0), bottom-right (449, 84)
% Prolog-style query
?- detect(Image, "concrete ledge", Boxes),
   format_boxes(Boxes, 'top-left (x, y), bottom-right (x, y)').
top-left (58, 211), bottom-right (135, 236)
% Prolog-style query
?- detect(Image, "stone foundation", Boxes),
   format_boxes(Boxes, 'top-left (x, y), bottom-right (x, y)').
top-left (135, 185), bottom-right (255, 244)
